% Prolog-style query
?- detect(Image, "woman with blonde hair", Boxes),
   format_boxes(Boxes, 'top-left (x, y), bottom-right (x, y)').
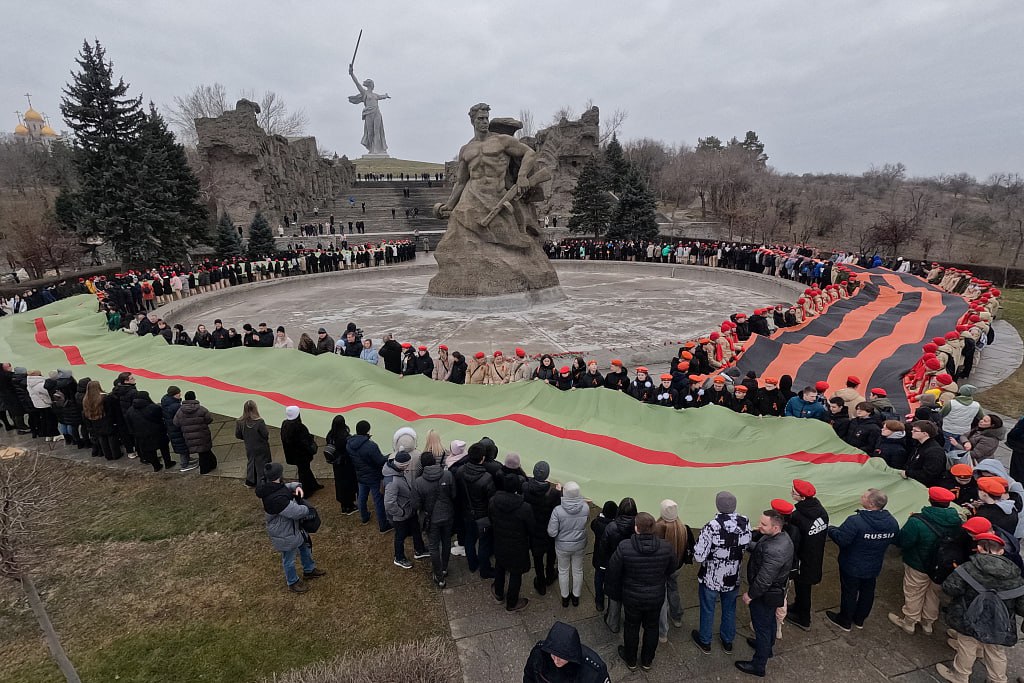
top-left (423, 429), bottom-right (448, 463)
top-left (654, 499), bottom-right (691, 643)
top-left (235, 400), bottom-right (272, 487)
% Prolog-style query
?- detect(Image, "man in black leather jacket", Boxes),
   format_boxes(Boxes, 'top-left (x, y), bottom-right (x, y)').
top-left (738, 509), bottom-right (794, 677)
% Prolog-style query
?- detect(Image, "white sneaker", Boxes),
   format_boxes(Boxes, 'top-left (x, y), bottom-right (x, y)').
top-left (451, 544), bottom-right (466, 557)
top-left (53, 434), bottom-right (64, 442)
top-left (127, 452), bottom-right (138, 459)
top-left (45, 436), bottom-right (52, 442)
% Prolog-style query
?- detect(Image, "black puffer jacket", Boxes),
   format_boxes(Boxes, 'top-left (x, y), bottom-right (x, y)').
top-left (489, 490), bottom-right (534, 573)
top-left (789, 497), bottom-right (829, 584)
top-left (598, 514), bottom-right (636, 570)
top-left (12, 369), bottom-right (32, 412)
top-left (51, 374), bottom-right (81, 425)
top-left (522, 479), bottom-right (561, 547)
top-left (83, 393), bottom-right (119, 436)
top-left (125, 396), bottom-right (166, 452)
top-left (905, 437), bottom-right (947, 487)
top-left (412, 464), bottom-right (456, 525)
top-left (111, 382), bottom-right (138, 431)
top-left (0, 367), bottom-right (23, 416)
top-left (74, 378), bottom-right (90, 426)
top-left (605, 532), bottom-right (675, 609)
top-left (456, 461), bottom-right (495, 520)
top-left (173, 399), bottom-right (213, 453)
top-left (160, 394), bottom-right (189, 455)
top-left (346, 434), bottom-right (386, 485)
top-left (746, 530), bottom-right (794, 607)
top-left (845, 413), bottom-right (883, 453)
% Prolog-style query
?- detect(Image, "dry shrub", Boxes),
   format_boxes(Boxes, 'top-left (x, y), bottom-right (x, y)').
top-left (263, 636), bottom-right (460, 683)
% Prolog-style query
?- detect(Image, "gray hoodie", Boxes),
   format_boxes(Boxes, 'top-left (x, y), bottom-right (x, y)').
top-left (547, 484), bottom-right (589, 552)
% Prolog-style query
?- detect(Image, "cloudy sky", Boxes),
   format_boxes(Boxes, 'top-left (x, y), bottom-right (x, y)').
top-left (5, 0), bottom-right (1021, 178)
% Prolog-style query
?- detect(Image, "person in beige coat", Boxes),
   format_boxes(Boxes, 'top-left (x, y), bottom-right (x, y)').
top-left (510, 348), bottom-right (532, 382)
top-left (432, 345), bottom-right (453, 381)
top-left (468, 352), bottom-right (491, 385)
top-left (489, 351), bottom-right (511, 385)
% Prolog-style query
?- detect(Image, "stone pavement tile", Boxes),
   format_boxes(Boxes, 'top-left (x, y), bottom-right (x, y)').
top-left (887, 670), bottom-right (946, 683)
top-left (445, 579), bottom-right (524, 640)
top-left (455, 624), bottom-right (535, 683)
top-left (772, 635), bottom-right (892, 682)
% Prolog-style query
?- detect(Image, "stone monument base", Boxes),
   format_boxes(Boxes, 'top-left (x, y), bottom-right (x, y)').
top-left (361, 153), bottom-right (391, 159)
top-left (420, 285), bottom-right (567, 313)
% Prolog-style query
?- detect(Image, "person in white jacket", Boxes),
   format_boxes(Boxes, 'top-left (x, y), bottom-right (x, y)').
top-left (27, 370), bottom-right (58, 440)
top-left (548, 481), bottom-right (589, 607)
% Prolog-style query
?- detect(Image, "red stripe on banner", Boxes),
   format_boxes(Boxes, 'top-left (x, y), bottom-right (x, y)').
top-left (98, 362), bottom-right (869, 469)
top-left (33, 317), bottom-right (86, 365)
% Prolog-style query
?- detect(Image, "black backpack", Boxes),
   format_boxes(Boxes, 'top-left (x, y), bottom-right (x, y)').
top-left (954, 564), bottom-right (1024, 646)
top-left (912, 513), bottom-right (964, 583)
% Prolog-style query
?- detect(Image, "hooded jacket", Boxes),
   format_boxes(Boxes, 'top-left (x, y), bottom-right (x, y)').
top-left (605, 532), bottom-right (675, 609)
top-left (962, 423), bottom-right (1007, 461)
top-left (51, 372), bottom-right (80, 425)
top-left (27, 375), bottom-right (51, 409)
top-left (694, 512), bottom-right (752, 591)
top-left (456, 461), bottom-right (495, 520)
top-left (895, 504), bottom-right (963, 574)
top-left (828, 508), bottom-right (899, 578)
top-left (548, 491), bottom-right (589, 552)
top-left (784, 395), bottom-right (827, 420)
top-left (875, 431), bottom-right (909, 469)
top-left (110, 382), bottom-right (138, 430)
top-left (347, 434), bottom-right (386, 485)
top-left (598, 513), bottom-right (636, 570)
top-left (160, 393), bottom-right (188, 455)
top-left (845, 412), bottom-right (883, 453)
top-left (392, 427), bottom-right (422, 484)
top-left (256, 480), bottom-right (308, 552)
top-left (523, 622), bottom-right (610, 683)
top-left (941, 396), bottom-right (983, 436)
top-left (383, 465), bottom-right (418, 522)
top-left (523, 478), bottom-right (562, 546)
top-left (489, 490), bottom-right (534, 573)
top-left (125, 395), bottom-right (166, 452)
top-left (413, 464), bottom-right (456, 526)
top-left (173, 399), bottom-right (213, 453)
top-left (789, 497), bottom-right (829, 584)
top-left (942, 552), bottom-right (1024, 645)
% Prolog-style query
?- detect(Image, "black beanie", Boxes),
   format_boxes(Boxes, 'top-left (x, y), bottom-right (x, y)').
top-left (265, 462), bottom-right (284, 481)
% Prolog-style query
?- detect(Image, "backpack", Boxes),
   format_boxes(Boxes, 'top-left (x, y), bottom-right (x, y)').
top-left (912, 513), bottom-right (964, 583)
top-left (953, 564), bottom-right (1024, 646)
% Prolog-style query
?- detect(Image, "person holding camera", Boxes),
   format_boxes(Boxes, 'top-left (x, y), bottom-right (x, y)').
top-left (256, 462), bottom-right (325, 593)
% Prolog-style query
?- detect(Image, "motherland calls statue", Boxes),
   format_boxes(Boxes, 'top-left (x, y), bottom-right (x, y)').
top-left (347, 64), bottom-right (389, 157)
top-left (422, 103), bottom-right (564, 311)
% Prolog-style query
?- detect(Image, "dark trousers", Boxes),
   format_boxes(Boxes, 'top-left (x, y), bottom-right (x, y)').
top-left (594, 566), bottom-right (606, 606)
top-left (427, 521), bottom-right (453, 579)
top-left (493, 565), bottom-right (523, 609)
top-left (95, 433), bottom-right (120, 460)
top-left (463, 519), bottom-right (494, 576)
top-left (294, 459), bottom-right (320, 492)
top-left (393, 517), bottom-right (426, 561)
top-left (837, 570), bottom-right (877, 628)
top-left (532, 540), bottom-right (556, 585)
top-left (623, 604), bottom-right (660, 667)
top-left (790, 580), bottom-right (814, 625)
top-left (749, 598), bottom-right (776, 672)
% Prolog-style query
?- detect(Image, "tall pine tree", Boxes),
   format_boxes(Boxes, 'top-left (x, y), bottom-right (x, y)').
top-left (60, 40), bottom-right (208, 265)
top-left (246, 211), bottom-right (276, 257)
top-left (603, 134), bottom-right (629, 194)
top-left (215, 212), bottom-right (242, 258)
top-left (608, 165), bottom-right (659, 241)
top-left (567, 156), bottom-right (612, 239)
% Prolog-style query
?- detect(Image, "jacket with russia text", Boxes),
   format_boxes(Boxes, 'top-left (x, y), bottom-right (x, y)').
top-left (827, 508), bottom-right (899, 579)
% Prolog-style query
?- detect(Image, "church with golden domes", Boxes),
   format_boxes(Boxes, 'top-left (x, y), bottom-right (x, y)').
top-left (12, 94), bottom-right (60, 145)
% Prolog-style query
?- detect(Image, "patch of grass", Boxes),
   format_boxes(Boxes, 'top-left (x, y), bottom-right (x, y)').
top-left (977, 287), bottom-right (1024, 417)
top-left (0, 458), bottom-right (450, 683)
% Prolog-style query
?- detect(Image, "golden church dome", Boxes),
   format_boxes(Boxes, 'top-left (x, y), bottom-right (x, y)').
top-left (40, 125), bottom-right (58, 137)
top-left (23, 108), bottom-right (44, 122)
top-left (14, 124), bottom-right (30, 136)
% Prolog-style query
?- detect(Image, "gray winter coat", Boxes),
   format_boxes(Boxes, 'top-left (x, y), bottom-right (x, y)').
top-left (173, 399), bottom-right (213, 452)
top-left (384, 468), bottom-right (419, 523)
top-left (547, 493), bottom-right (590, 552)
top-left (257, 481), bottom-right (308, 552)
top-left (412, 464), bottom-right (456, 526)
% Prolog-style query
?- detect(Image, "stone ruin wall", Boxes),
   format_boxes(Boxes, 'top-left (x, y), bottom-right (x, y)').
top-left (443, 107), bottom-right (601, 226)
top-left (195, 99), bottom-right (355, 234)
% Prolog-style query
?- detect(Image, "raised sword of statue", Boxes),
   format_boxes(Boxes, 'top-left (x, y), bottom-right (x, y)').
top-left (349, 29), bottom-right (362, 69)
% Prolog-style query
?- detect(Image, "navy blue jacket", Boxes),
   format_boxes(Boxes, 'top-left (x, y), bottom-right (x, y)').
top-left (346, 434), bottom-right (386, 485)
top-left (827, 508), bottom-right (899, 579)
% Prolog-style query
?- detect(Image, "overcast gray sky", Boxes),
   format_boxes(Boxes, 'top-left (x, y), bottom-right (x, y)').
top-left (5, 0), bottom-right (1021, 178)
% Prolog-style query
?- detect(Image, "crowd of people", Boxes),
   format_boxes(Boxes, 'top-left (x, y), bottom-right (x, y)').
top-left (2, 244), bottom-right (1022, 681)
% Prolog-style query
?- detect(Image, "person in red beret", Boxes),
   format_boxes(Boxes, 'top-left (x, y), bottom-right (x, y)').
top-left (489, 351), bottom-right (511, 385)
top-left (432, 344), bottom-right (452, 381)
top-left (784, 479), bottom-right (829, 631)
top-left (468, 352), bottom-right (491, 385)
top-left (552, 366), bottom-right (574, 391)
top-left (576, 359), bottom-right (604, 389)
top-left (731, 384), bottom-right (755, 414)
top-left (653, 373), bottom-right (677, 407)
top-left (510, 347), bottom-right (532, 382)
top-left (604, 359), bottom-right (629, 392)
top-left (887, 486), bottom-right (962, 635)
top-left (414, 345), bottom-right (435, 378)
top-left (834, 376), bottom-right (865, 410)
top-left (627, 367), bottom-right (654, 403)
top-left (936, 528), bottom-right (1024, 683)
top-left (700, 376), bottom-right (734, 409)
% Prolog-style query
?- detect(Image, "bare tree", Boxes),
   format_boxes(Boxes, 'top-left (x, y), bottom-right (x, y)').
top-left (516, 108), bottom-right (535, 138)
top-left (0, 451), bottom-right (79, 682)
top-left (599, 108), bottom-right (628, 145)
top-left (0, 194), bottom-right (80, 278)
top-left (164, 83), bottom-right (308, 145)
top-left (549, 105), bottom-right (577, 125)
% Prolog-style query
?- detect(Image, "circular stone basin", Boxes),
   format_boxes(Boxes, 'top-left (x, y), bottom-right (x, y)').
top-left (175, 260), bottom-right (793, 368)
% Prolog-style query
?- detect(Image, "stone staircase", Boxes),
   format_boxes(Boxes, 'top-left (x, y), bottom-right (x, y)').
top-left (278, 179), bottom-right (450, 247)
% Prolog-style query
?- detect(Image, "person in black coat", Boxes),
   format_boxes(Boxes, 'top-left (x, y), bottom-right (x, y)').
top-left (414, 346), bottom-right (434, 377)
top-left (125, 391), bottom-right (172, 471)
top-left (601, 499), bottom-right (638, 633)
top-left (738, 510), bottom-right (794, 677)
top-left (456, 442), bottom-right (497, 577)
top-left (605, 512), bottom-right (675, 671)
top-left (827, 397), bottom-right (851, 440)
top-left (447, 352), bottom-right (468, 385)
top-left (81, 380), bottom-right (121, 460)
top-left (575, 361), bottom-right (604, 389)
top-left (160, 386), bottom-right (192, 470)
top-left (522, 462), bottom-right (562, 595)
top-left (326, 415), bottom-right (357, 514)
top-left (489, 475), bottom-right (535, 612)
top-left (280, 406), bottom-right (322, 494)
top-left (903, 421), bottom-right (947, 487)
top-left (110, 372), bottom-right (138, 455)
top-left (754, 378), bottom-right (786, 417)
top-left (0, 362), bottom-right (29, 432)
top-left (523, 621), bottom-right (610, 683)
top-left (590, 500), bottom-right (618, 612)
top-left (844, 404), bottom-right (883, 454)
top-left (347, 420), bottom-right (390, 531)
top-left (51, 370), bottom-right (83, 447)
top-left (874, 420), bottom-right (909, 469)
top-left (785, 481), bottom-right (829, 630)
top-left (603, 360), bottom-right (629, 391)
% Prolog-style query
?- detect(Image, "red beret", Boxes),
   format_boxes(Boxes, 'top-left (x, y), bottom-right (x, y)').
top-left (944, 331), bottom-right (959, 340)
top-left (925, 357), bottom-right (942, 370)
top-left (771, 498), bottom-right (795, 515)
top-left (735, 313), bottom-right (747, 320)
top-left (710, 332), bottom-right (720, 340)
top-left (559, 366), bottom-right (571, 374)
top-left (610, 359), bottom-right (623, 367)
top-left (936, 373), bottom-right (954, 385)
top-left (932, 337), bottom-right (945, 345)
top-left (814, 381), bottom-right (829, 392)
top-left (401, 342), bottom-right (412, 349)
top-left (974, 532), bottom-right (1005, 546)
top-left (439, 344), bottom-right (448, 351)
top-left (636, 366), bottom-right (649, 374)
top-left (493, 350), bottom-right (502, 357)
top-left (992, 289), bottom-right (1001, 296)
top-left (515, 347), bottom-right (526, 358)
top-left (950, 464), bottom-right (973, 477)
top-left (733, 385), bottom-right (748, 393)
top-left (870, 387), bottom-right (887, 397)
top-left (793, 479), bottom-right (816, 497)
top-left (978, 477), bottom-right (1008, 496)
top-left (797, 297), bottom-right (806, 304)
top-left (847, 376), bottom-right (861, 385)
top-left (660, 373), bottom-right (673, 381)
top-left (712, 376), bottom-right (726, 384)
top-left (688, 374), bottom-right (703, 382)
top-left (923, 343), bottom-right (938, 353)
top-left (698, 338), bottom-right (711, 345)
top-left (763, 376), bottom-right (778, 384)
top-left (927, 487), bottom-right (956, 504)
top-left (417, 345), bottom-right (427, 351)
top-left (676, 362), bottom-right (689, 371)
top-left (681, 351), bottom-right (694, 360)
top-left (962, 517), bottom-right (992, 535)
top-left (474, 351), bottom-right (485, 359)
top-left (969, 315), bottom-right (980, 323)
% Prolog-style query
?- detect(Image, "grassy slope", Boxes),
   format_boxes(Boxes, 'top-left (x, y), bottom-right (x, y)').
top-left (0, 458), bottom-right (447, 683)
top-left (976, 287), bottom-right (1024, 417)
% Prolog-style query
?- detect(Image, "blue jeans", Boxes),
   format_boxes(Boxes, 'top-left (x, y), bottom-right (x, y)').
top-left (358, 482), bottom-right (388, 531)
top-left (698, 583), bottom-right (738, 645)
top-left (281, 542), bottom-right (315, 586)
top-left (749, 598), bottom-right (776, 672)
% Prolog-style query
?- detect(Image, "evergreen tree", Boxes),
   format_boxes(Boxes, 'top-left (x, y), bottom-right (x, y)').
top-left (603, 134), bottom-right (629, 194)
top-left (215, 212), bottom-right (242, 258)
top-left (567, 156), bottom-right (612, 239)
top-left (608, 166), bottom-right (659, 241)
top-left (246, 211), bottom-right (276, 257)
top-left (60, 40), bottom-right (208, 265)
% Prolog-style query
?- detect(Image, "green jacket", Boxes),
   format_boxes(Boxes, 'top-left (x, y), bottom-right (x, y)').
top-left (942, 552), bottom-right (1024, 644)
top-left (895, 505), bottom-right (962, 574)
